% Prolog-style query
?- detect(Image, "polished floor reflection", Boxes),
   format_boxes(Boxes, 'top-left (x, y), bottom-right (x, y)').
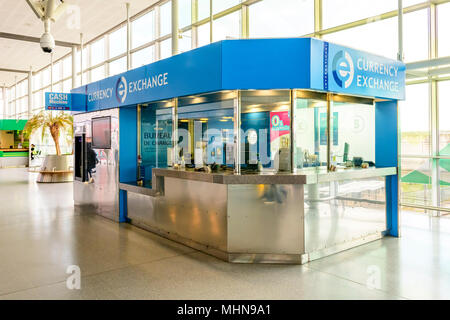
top-left (0, 168), bottom-right (449, 300)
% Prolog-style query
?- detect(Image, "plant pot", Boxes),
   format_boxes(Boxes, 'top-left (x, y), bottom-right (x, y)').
top-left (36, 154), bottom-right (73, 183)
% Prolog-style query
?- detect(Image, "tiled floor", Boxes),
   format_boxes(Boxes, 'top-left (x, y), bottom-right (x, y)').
top-left (1, 168), bottom-right (449, 300)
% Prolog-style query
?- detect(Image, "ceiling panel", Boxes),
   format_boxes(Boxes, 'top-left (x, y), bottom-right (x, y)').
top-left (0, 0), bottom-right (159, 87)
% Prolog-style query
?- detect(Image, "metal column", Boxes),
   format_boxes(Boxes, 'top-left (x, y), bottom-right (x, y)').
top-left (172, 98), bottom-right (179, 166)
top-left (14, 76), bottom-right (17, 119)
top-left (234, 91), bottom-right (241, 174)
top-left (314, 0), bottom-right (323, 38)
top-left (209, 0), bottom-right (213, 43)
top-left (430, 2), bottom-right (440, 216)
top-left (28, 67), bottom-right (32, 118)
top-left (172, 0), bottom-right (179, 55)
top-left (241, 3), bottom-right (249, 39)
top-left (126, 3), bottom-right (131, 70)
top-left (397, 0), bottom-right (404, 61)
top-left (191, 0), bottom-right (198, 49)
top-left (2, 85), bottom-right (6, 119)
top-left (72, 46), bottom-right (77, 88)
top-left (155, 5), bottom-right (161, 61)
top-left (290, 90), bottom-right (296, 173)
top-left (50, 53), bottom-right (54, 91)
top-left (326, 93), bottom-right (332, 171)
top-left (80, 33), bottom-right (84, 85)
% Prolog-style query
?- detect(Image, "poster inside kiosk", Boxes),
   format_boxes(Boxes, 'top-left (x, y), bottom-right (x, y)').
top-left (45, 92), bottom-right (86, 112)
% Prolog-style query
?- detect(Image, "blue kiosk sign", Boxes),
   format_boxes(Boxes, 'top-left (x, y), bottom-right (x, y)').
top-left (45, 92), bottom-right (86, 112)
top-left (70, 38), bottom-right (405, 113)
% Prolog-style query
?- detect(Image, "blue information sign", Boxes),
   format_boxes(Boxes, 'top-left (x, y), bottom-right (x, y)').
top-left (45, 92), bottom-right (86, 112)
top-left (323, 41), bottom-right (405, 100)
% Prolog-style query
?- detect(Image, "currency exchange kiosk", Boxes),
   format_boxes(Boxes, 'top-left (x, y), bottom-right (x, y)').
top-left (69, 38), bottom-right (405, 264)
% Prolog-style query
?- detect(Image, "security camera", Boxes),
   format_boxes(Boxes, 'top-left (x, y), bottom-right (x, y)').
top-left (26, 1), bottom-right (69, 54)
top-left (40, 32), bottom-right (55, 53)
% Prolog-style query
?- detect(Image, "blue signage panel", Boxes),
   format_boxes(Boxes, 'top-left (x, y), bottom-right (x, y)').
top-left (71, 38), bottom-right (406, 114)
top-left (221, 38), bottom-right (311, 90)
top-left (323, 41), bottom-right (406, 100)
top-left (45, 92), bottom-right (71, 110)
top-left (73, 42), bottom-right (223, 112)
top-left (45, 92), bottom-right (86, 112)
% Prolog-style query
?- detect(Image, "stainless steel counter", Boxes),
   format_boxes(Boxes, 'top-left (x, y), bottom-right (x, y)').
top-left (150, 166), bottom-right (396, 185)
top-left (122, 166), bottom-right (396, 264)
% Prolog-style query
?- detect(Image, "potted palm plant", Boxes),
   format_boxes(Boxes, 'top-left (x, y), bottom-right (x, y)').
top-left (24, 111), bottom-right (74, 183)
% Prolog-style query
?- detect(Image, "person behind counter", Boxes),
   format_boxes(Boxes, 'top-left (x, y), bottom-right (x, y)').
top-left (86, 143), bottom-right (99, 183)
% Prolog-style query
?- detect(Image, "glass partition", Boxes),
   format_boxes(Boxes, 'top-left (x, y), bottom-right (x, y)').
top-left (176, 91), bottom-right (236, 171)
top-left (240, 90), bottom-right (291, 173)
top-left (137, 90), bottom-right (377, 181)
top-left (138, 100), bottom-right (174, 186)
top-left (293, 92), bottom-right (328, 169)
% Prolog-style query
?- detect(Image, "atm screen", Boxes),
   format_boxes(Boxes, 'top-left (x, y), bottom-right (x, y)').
top-left (92, 116), bottom-right (111, 149)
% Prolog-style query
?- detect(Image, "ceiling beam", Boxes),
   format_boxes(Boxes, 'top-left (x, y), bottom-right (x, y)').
top-left (0, 68), bottom-right (30, 74)
top-left (0, 32), bottom-right (78, 48)
top-left (406, 56), bottom-right (450, 70)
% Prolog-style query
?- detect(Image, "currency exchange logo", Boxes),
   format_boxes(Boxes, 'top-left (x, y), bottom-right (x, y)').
top-left (332, 50), bottom-right (354, 88)
top-left (116, 76), bottom-right (128, 103)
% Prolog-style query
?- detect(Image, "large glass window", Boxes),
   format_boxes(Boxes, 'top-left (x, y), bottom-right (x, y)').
top-left (76, 47), bottom-right (89, 73)
top-left (160, 39), bottom-right (172, 59)
top-left (324, 18), bottom-right (397, 59)
top-left (439, 81), bottom-right (450, 155)
top-left (132, 11), bottom-right (155, 49)
top-left (179, 31), bottom-right (192, 53)
top-left (160, 1), bottom-right (172, 37)
top-left (109, 27), bottom-right (127, 58)
top-left (139, 102), bottom-right (174, 185)
top-left (212, 0), bottom-right (241, 14)
top-left (91, 38), bottom-right (105, 66)
top-left (440, 158), bottom-right (450, 209)
top-left (403, 9), bottom-right (428, 63)
top-left (400, 157), bottom-right (433, 206)
top-left (241, 90), bottom-right (291, 172)
top-left (198, 0), bottom-right (210, 21)
top-left (198, 22), bottom-right (211, 47)
top-left (213, 11), bottom-right (240, 42)
top-left (33, 72), bottom-right (41, 90)
top-left (330, 100), bottom-right (375, 166)
top-left (400, 83), bottom-right (430, 156)
top-left (62, 56), bottom-right (72, 79)
top-left (179, 0), bottom-right (191, 28)
top-left (91, 65), bottom-right (105, 83)
top-left (109, 57), bottom-right (127, 76)
top-left (438, 80), bottom-right (450, 209)
top-left (176, 92), bottom-right (236, 169)
top-left (293, 94), bottom-right (327, 169)
top-left (132, 46), bottom-right (155, 68)
top-left (34, 91), bottom-right (42, 109)
top-left (52, 82), bottom-right (61, 92)
top-left (438, 3), bottom-right (450, 57)
top-left (249, 0), bottom-right (314, 38)
top-left (63, 79), bottom-right (72, 93)
top-left (52, 62), bottom-right (61, 82)
top-left (42, 68), bottom-right (50, 87)
top-left (323, 0), bottom-right (422, 29)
